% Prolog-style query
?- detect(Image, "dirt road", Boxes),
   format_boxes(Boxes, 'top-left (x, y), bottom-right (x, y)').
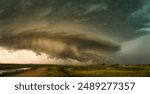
top-left (14, 67), bottom-right (49, 77)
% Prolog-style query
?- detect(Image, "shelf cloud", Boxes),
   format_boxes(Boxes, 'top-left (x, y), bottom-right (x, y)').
top-left (0, 22), bottom-right (120, 63)
top-left (0, 0), bottom-right (149, 64)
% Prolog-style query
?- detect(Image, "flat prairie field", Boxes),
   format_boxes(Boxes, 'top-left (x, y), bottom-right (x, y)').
top-left (0, 64), bottom-right (150, 77)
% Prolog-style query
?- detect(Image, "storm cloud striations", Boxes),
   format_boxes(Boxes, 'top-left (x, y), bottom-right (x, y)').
top-left (0, 0), bottom-right (149, 64)
top-left (0, 22), bottom-right (120, 63)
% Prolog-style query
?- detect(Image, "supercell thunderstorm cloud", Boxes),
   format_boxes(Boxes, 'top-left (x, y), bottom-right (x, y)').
top-left (0, 0), bottom-right (149, 65)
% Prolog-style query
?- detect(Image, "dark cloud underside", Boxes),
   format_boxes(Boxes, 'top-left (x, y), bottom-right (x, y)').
top-left (0, 0), bottom-right (149, 64)
top-left (0, 24), bottom-right (120, 63)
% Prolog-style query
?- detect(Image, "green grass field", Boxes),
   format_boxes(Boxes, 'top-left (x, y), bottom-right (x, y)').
top-left (0, 64), bottom-right (150, 77)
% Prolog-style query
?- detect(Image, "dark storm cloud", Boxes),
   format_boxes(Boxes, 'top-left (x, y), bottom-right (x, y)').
top-left (0, 0), bottom-right (149, 64)
top-left (0, 0), bottom-right (147, 39)
top-left (129, 0), bottom-right (150, 33)
top-left (0, 23), bottom-right (120, 63)
top-left (114, 0), bottom-right (150, 64)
